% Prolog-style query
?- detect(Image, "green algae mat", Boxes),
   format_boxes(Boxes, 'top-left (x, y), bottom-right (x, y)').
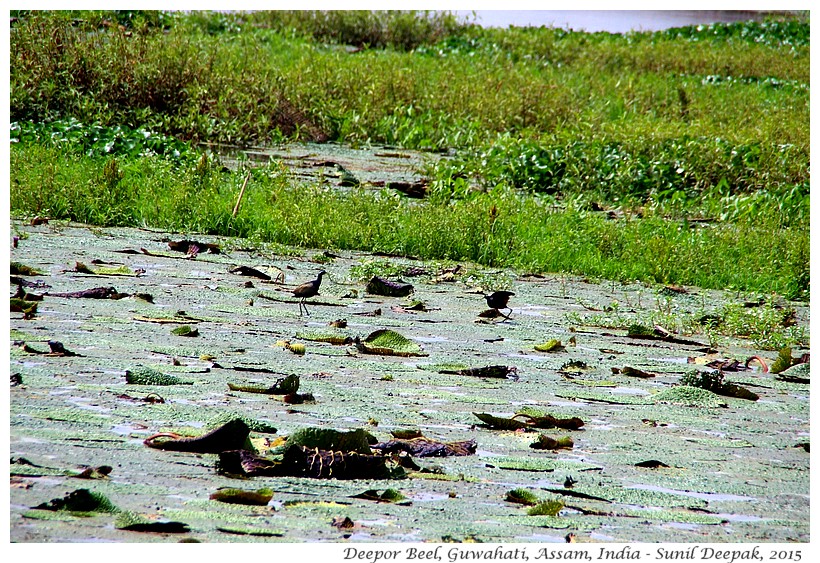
top-left (9, 221), bottom-right (809, 543)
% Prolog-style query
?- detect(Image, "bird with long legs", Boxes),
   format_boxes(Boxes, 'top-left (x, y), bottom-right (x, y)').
top-left (293, 270), bottom-right (326, 316)
top-left (483, 290), bottom-right (515, 319)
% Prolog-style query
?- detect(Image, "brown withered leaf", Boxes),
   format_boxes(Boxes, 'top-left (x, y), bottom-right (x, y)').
top-left (143, 419), bottom-right (250, 454)
top-left (366, 276), bottom-right (414, 297)
top-left (371, 437), bottom-right (477, 457)
top-left (48, 286), bottom-right (128, 299)
top-left (229, 265), bottom-right (272, 280)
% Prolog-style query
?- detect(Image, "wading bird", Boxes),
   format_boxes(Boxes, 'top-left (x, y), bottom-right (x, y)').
top-left (483, 290), bottom-right (515, 319)
top-left (293, 271), bottom-right (326, 316)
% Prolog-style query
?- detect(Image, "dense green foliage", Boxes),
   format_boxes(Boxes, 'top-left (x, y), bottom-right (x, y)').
top-left (9, 11), bottom-right (810, 299)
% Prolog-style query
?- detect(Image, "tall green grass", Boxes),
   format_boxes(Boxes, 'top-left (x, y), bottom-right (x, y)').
top-left (9, 11), bottom-right (810, 300)
top-left (10, 145), bottom-right (809, 300)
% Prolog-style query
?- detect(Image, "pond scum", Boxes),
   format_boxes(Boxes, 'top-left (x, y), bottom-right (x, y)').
top-left (9, 221), bottom-right (809, 543)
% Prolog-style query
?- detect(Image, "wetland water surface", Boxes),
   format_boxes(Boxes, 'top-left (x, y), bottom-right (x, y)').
top-left (9, 221), bottom-right (809, 542)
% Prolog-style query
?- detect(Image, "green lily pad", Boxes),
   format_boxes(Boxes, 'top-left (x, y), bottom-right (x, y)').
top-left (357, 329), bottom-right (427, 357)
top-left (125, 366), bottom-right (194, 386)
top-left (652, 385), bottom-right (728, 407)
top-left (282, 427), bottom-right (377, 455)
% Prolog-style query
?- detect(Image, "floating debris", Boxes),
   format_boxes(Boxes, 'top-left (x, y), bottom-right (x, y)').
top-left (229, 265), bottom-right (272, 280)
top-left (529, 435), bottom-right (574, 450)
top-left (439, 365), bottom-right (518, 380)
top-left (371, 437), bottom-right (477, 457)
top-left (366, 276), bottom-right (414, 297)
top-left (613, 366), bottom-right (656, 379)
top-left (49, 286), bottom-right (128, 299)
top-left (168, 239), bottom-right (221, 255)
top-left (143, 419), bottom-right (251, 454)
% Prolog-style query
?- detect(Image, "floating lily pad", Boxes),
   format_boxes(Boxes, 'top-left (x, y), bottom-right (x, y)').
top-left (210, 487), bottom-right (273, 506)
top-left (227, 374), bottom-right (299, 395)
top-left (776, 362), bottom-right (810, 384)
top-left (352, 489), bottom-right (408, 503)
top-left (125, 366), bottom-right (194, 386)
top-left (34, 489), bottom-right (119, 515)
top-left (296, 329), bottom-right (353, 345)
top-left (114, 511), bottom-right (190, 533)
top-left (527, 499), bottom-right (564, 516)
top-left (505, 488), bottom-right (540, 506)
top-left (652, 385), bottom-right (728, 407)
top-left (171, 325), bottom-right (199, 337)
top-left (357, 329), bottom-right (427, 357)
top-left (283, 427), bottom-right (376, 454)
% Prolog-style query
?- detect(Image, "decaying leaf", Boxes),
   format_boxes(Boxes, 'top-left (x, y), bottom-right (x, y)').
top-left (613, 366), bottom-right (655, 379)
top-left (49, 286), bottom-right (129, 299)
top-left (356, 329), bottom-right (427, 357)
top-left (229, 265), bottom-right (272, 280)
top-left (72, 466), bottom-right (113, 480)
top-left (472, 412), bottom-right (529, 431)
top-left (440, 365), bottom-right (518, 379)
top-left (371, 437), bottom-right (477, 457)
top-left (168, 239), bottom-right (221, 254)
top-left (227, 374), bottom-right (300, 395)
top-left (635, 460), bottom-right (671, 469)
top-left (529, 435), bottom-right (574, 450)
top-left (366, 276), bottom-right (414, 297)
top-left (143, 418), bottom-right (251, 454)
top-left (391, 429), bottom-right (424, 440)
top-left (351, 489), bottom-right (408, 503)
top-left (115, 511), bottom-right (190, 533)
top-left (534, 340), bottom-right (564, 352)
top-left (280, 444), bottom-right (406, 480)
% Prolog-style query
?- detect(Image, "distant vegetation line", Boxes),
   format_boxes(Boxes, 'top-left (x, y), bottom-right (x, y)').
top-left (9, 11), bottom-right (810, 300)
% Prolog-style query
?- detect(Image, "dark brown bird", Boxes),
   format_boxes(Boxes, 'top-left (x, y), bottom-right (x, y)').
top-left (483, 290), bottom-right (515, 318)
top-left (293, 271), bottom-right (326, 316)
